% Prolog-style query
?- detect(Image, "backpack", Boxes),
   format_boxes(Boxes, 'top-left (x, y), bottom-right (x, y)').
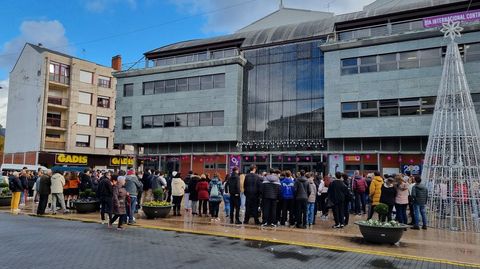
top-left (210, 183), bottom-right (219, 197)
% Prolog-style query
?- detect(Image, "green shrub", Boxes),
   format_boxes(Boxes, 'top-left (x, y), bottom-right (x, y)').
top-left (143, 200), bottom-right (172, 207)
top-left (153, 188), bottom-right (164, 201)
top-left (374, 203), bottom-right (389, 215)
top-left (0, 182), bottom-right (8, 188)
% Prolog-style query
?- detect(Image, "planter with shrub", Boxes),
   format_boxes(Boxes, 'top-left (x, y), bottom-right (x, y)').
top-left (142, 200), bottom-right (173, 219)
top-left (355, 203), bottom-right (409, 244)
top-left (73, 189), bottom-right (99, 213)
top-left (0, 182), bottom-right (12, 207)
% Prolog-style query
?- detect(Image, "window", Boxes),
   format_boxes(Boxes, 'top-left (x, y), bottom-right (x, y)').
top-left (98, 76), bottom-right (111, 88)
top-left (49, 62), bottom-right (70, 84)
top-left (472, 93), bottom-right (480, 113)
top-left (78, 92), bottom-right (92, 105)
top-left (341, 102), bottom-right (358, 118)
top-left (201, 75), bottom-right (214, 90)
top-left (122, 116), bottom-right (132, 129)
top-left (96, 116), bottom-right (109, 128)
top-left (200, 112), bottom-right (213, 126)
top-left (46, 112), bottom-right (62, 127)
top-left (79, 70), bottom-right (93, 84)
top-left (153, 115), bottom-right (164, 128)
top-left (213, 74), bottom-right (225, 88)
top-left (97, 96), bottom-right (110, 108)
top-left (46, 133), bottom-right (61, 139)
top-left (379, 99), bottom-right (399, 117)
top-left (341, 58), bottom-right (358, 75)
top-left (165, 80), bottom-right (176, 93)
top-left (142, 116), bottom-right (153, 128)
top-left (399, 98), bottom-right (421, 116)
top-left (399, 51), bottom-right (419, 69)
top-left (359, 56), bottom-right (377, 73)
top-left (188, 77), bottom-right (200, 91)
top-left (143, 82), bottom-right (154, 95)
top-left (76, 134), bottom-right (90, 147)
top-left (223, 48), bottom-right (237, 58)
top-left (378, 53), bottom-right (397, 71)
top-left (466, 43), bottom-right (480, 62)
top-left (421, 97), bottom-right (436, 114)
top-left (420, 48), bottom-right (441, 67)
top-left (123, 84), bottom-right (133, 97)
top-left (187, 113), bottom-right (199, 126)
top-left (176, 78), bottom-right (188, 92)
top-left (95, 137), bottom-right (108, 149)
top-left (164, 114), bottom-right (175, 127)
top-left (212, 111), bottom-right (224, 126)
top-left (360, 101), bottom-right (378, 117)
top-left (212, 50), bottom-right (224, 59)
top-left (77, 113), bottom-right (91, 126)
top-left (176, 113), bottom-right (187, 127)
top-left (154, 81), bottom-right (165, 94)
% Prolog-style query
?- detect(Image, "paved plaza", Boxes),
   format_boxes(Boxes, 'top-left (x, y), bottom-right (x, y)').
top-left (0, 210), bottom-right (479, 269)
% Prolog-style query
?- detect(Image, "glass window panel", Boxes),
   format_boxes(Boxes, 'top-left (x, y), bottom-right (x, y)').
top-left (360, 56), bottom-right (377, 65)
top-left (143, 82), bottom-right (154, 95)
top-left (198, 52), bottom-right (207, 61)
top-left (164, 114), bottom-right (175, 127)
top-left (466, 43), bottom-right (480, 62)
top-left (176, 78), bottom-right (188, 91)
top-left (212, 111), bottom-right (224, 126)
top-left (224, 48), bottom-right (237, 58)
top-left (212, 50), bottom-right (224, 59)
top-left (360, 110), bottom-right (378, 117)
top-left (420, 48), bottom-right (441, 67)
top-left (255, 103), bottom-right (267, 136)
top-left (342, 58), bottom-right (358, 67)
top-left (188, 113), bottom-right (199, 127)
top-left (378, 53), bottom-right (397, 71)
top-left (379, 99), bottom-right (398, 107)
top-left (361, 101), bottom-right (377, 109)
top-left (165, 80), bottom-right (176, 93)
top-left (342, 102), bottom-right (358, 111)
top-left (213, 74), bottom-right (225, 88)
top-left (282, 62), bottom-right (296, 100)
top-left (360, 56), bottom-right (377, 73)
top-left (122, 116), bottom-right (132, 129)
top-left (200, 112), bottom-right (212, 126)
top-left (267, 102), bottom-right (282, 139)
top-left (257, 65), bottom-right (269, 102)
top-left (176, 113), bottom-right (187, 127)
top-left (247, 68), bottom-right (256, 103)
top-left (400, 106), bottom-right (420, 116)
top-left (154, 81), bottom-right (165, 94)
top-left (188, 77), bottom-right (200, 91)
top-left (124, 84), bottom-right (133, 97)
top-left (341, 66), bottom-right (359, 75)
top-left (296, 60), bottom-right (311, 99)
top-left (399, 98), bottom-right (420, 106)
top-left (247, 104), bottom-right (255, 132)
top-left (176, 55), bottom-right (188, 64)
top-left (379, 108), bottom-right (398, 117)
top-left (153, 115), bottom-right (164, 128)
top-left (269, 63), bottom-right (282, 101)
top-left (142, 116), bottom-right (153, 128)
top-left (421, 96), bottom-right (436, 106)
top-left (399, 51), bottom-right (419, 69)
top-left (201, 75), bottom-right (214, 90)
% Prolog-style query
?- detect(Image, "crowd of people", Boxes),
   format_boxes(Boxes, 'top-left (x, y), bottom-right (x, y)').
top-left (4, 165), bottom-right (430, 231)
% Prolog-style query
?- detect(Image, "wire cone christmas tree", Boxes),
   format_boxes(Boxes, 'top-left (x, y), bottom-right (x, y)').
top-left (422, 21), bottom-right (480, 232)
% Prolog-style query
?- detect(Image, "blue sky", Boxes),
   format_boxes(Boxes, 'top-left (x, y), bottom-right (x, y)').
top-left (0, 0), bottom-right (372, 125)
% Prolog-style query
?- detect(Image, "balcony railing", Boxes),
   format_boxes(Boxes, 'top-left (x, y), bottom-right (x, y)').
top-left (49, 74), bottom-right (70, 85)
top-left (47, 96), bottom-right (69, 107)
top-left (44, 141), bottom-right (66, 150)
top-left (46, 118), bottom-right (67, 128)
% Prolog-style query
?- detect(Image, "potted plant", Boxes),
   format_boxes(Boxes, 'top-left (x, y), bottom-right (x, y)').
top-left (142, 194), bottom-right (173, 219)
top-left (0, 183), bottom-right (12, 207)
top-left (153, 188), bottom-right (164, 201)
top-left (355, 203), bottom-right (410, 244)
top-left (73, 189), bottom-right (99, 213)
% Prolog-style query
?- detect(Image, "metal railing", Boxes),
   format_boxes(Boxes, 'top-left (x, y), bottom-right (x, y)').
top-left (44, 141), bottom-right (66, 150)
top-left (47, 96), bottom-right (69, 107)
top-left (46, 118), bottom-right (67, 128)
top-left (49, 74), bottom-right (70, 85)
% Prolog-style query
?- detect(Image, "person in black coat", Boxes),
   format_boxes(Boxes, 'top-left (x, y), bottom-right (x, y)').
top-left (37, 170), bottom-right (52, 215)
top-left (261, 169), bottom-right (281, 227)
top-left (243, 165), bottom-right (262, 225)
top-left (227, 167), bottom-right (241, 224)
top-left (328, 172), bottom-right (348, 228)
top-left (97, 173), bottom-right (113, 224)
top-left (79, 169), bottom-right (92, 192)
top-left (294, 170), bottom-right (311, 229)
top-left (188, 174), bottom-right (200, 215)
top-left (380, 177), bottom-right (397, 222)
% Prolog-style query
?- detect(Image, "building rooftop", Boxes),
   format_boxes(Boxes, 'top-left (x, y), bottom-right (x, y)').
top-left (144, 0), bottom-right (468, 59)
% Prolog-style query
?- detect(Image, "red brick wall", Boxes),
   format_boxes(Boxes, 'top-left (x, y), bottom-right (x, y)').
top-left (13, 153), bottom-right (24, 164)
top-left (3, 153), bottom-right (13, 164)
top-left (25, 152), bottom-right (37, 165)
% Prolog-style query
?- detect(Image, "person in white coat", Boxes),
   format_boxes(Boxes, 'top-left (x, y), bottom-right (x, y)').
top-left (171, 171), bottom-right (186, 216)
top-left (50, 171), bottom-right (68, 214)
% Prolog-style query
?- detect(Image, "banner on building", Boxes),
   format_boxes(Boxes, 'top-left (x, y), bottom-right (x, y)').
top-left (328, 154), bottom-right (344, 175)
top-left (110, 157), bottom-right (134, 166)
top-left (402, 164), bottom-right (422, 175)
top-left (229, 155), bottom-right (241, 172)
top-left (55, 154), bottom-right (88, 165)
top-left (423, 9), bottom-right (480, 28)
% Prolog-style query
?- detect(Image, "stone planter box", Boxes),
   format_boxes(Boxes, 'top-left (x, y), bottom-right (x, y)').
top-left (355, 221), bottom-right (409, 244)
top-left (142, 205), bottom-right (173, 219)
top-left (0, 197), bottom-right (12, 207)
top-left (73, 200), bottom-right (99, 214)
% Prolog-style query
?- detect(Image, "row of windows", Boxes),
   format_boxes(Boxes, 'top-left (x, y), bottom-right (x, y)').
top-left (76, 113), bottom-right (110, 128)
top-left (341, 43), bottom-right (480, 75)
top-left (153, 48), bottom-right (239, 67)
top-left (78, 92), bottom-right (111, 108)
top-left (341, 97), bottom-right (436, 118)
top-left (122, 111), bottom-right (224, 129)
top-left (49, 62), bottom-right (112, 87)
top-left (123, 74), bottom-right (225, 97)
top-left (75, 134), bottom-right (109, 148)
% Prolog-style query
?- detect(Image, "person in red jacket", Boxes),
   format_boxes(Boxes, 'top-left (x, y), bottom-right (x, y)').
top-left (352, 170), bottom-right (368, 215)
top-left (196, 175), bottom-right (210, 217)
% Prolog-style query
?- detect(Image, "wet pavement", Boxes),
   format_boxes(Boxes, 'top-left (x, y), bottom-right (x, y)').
top-left (0, 213), bottom-right (477, 269)
top-left (2, 202), bottom-right (480, 267)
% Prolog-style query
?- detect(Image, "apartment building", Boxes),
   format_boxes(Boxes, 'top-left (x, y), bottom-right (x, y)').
top-left (3, 43), bottom-right (132, 169)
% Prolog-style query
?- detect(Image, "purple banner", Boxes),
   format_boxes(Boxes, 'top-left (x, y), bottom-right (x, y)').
top-left (423, 9), bottom-right (480, 28)
top-left (229, 155), bottom-right (241, 172)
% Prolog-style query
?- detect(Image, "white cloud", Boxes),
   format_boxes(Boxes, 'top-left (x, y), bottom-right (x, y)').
top-left (170, 0), bottom-right (375, 34)
top-left (0, 20), bottom-right (72, 128)
top-left (85, 0), bottom-right (137, 13)
top-left (0, 79), bottom-right (8, 126)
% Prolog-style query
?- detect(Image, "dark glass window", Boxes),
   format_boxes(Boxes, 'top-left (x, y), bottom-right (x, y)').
top-left (97, 97), bottom-right (110, 108)
top-left (359, 56), bottom-right (377, 73)
top-left (213, 74), bottom-right (225, 88)
top-left (122, 116), bottom-right (132, 129)
top-left (341, 58), bottom-right (358, 75)
top-left (165, 80), bottom-right (176, 93)
top-left (153, 115), bottom-right (164, 128)
top-left (421, 96), bottom-right (436, 115)
top-left (164, 114), bottom-right (175, 127)
top-left (143, 82), bottom-right (154, 95)
top-left (420, 48), bottom-right (441, 67)
top-left (360, 101), bottom-right (378, 117)
top-left (466, 43), bottom-right (480, 62)
top-left (212, 111), bottom-right (224, 126)
top-left (123, 84), bottom-right (133, 97)
top-left (399, 98), bottom-right (421, 116)
top-left (188, 113), bottom-right (199, 126)
top-left (200, 112), bottom-right (212, 126)
top-left (188, 77), bottom-right (200, 91)
top-left (378, 53), bottom-right (397, 71)
top-left (379, 99), bottom-right (399, 117)
top-left (176, 113), bottom-right (187, 127)
top-left (201, 75), bottom-right (213, 90)
top-left (154, 81), bottom-right (165, 94)
top-left (49, 62), bottom-right (70, 84)
top-left (96, 117), bottom-right (109, 128)
top-left (177, 78), bottom-right (188, 92)
top-left (341, 102), bottom-right (358, 118)
top-left (399, 51), bottom-right (419, 69)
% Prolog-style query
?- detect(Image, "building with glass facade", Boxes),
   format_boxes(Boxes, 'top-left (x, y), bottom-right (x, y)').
top-left (113, 0), bottom-right (480, 177)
